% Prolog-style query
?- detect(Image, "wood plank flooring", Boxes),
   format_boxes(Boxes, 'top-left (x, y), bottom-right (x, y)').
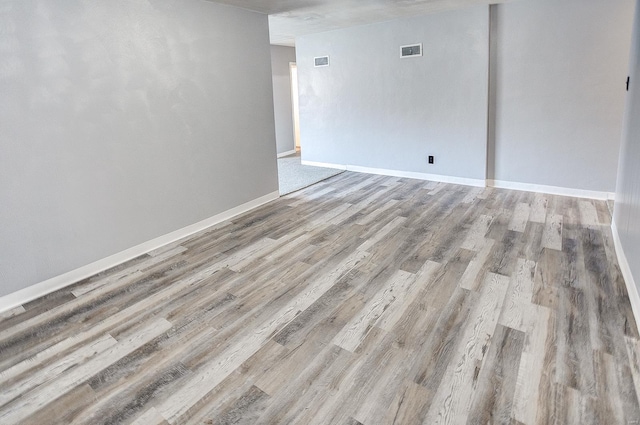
top-left (1, 172), bottom-right (639, 424)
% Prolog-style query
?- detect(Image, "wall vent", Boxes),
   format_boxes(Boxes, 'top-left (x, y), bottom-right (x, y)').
top-left (314, 56), bottom-right (330, 67)
top-left (400, 44), bottom-right (422, 58)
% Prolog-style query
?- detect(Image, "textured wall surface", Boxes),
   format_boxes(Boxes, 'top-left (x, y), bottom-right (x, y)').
top-left (615, 0), bottom-right (640, 292)
top-left (491, 0), bottom-right (634, 192)
top-left (295, 6), bottom-right (489, 181)
top-left (0, 0), bottom-right (278, 296)
top-left (271, 45), bottom-right (296, 154)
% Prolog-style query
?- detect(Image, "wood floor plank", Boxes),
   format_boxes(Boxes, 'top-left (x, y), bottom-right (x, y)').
top-left (333, 270), bottom-right (414, 352)
top-left (486, 207), bottom-right (514, 242)
top-left (614, 359), bottom-right (640, 425)
top-left (498, 258), bottom-right (536, 332)
top-left (508, 202), bottom-right (531, 233)
top-left (556, 286), bottom-right (596, 396)
top-left (199, 385), bottom-right (269, 425)
top-left (582, 227), bottom-right (626, 355)
top-left (305, 328), bottom-right (399, 425)
top-left (0, 172), bottom-right (637, 425)
top-left (0, 334), bottom-right (117, 408)
top-left (75, 361), bottom-right (192, 425)
top-left (529, 193), bottom-right (548, 224)
top-left (0, 262), bottom-right (231, 384)
top-left (625, 336), bottom-right (640, 413)
top-left (156, 250), bottom-right (370, 423)
top-left (467, 324), bottom-right (525, 425)
top-left (20, 384), bottom-right (99, 425)
top-left (461, 187), bottom-right (483, 204)
top-left (255, 344), bottom-right (356, 424)
top-left (578, 200), bottom-right (601, 227)
top-left (424, 272), bottom-right (510, 425)
top-left (383, 379), bottom-right (433, 424)
top-left (0, 306), bottom-right (26, 321)
top-left (518, 222), bottom-right (544, 263)
top-left (352, 343), bottom-right (412, 424)
top-left (73, 247), bottom-right (188, 297)
top-left (477, 187), bottom-right (493, 200)
top-left (532, 248), bottom-right (563, 309)
top-left (357, 216), bottom-right (407, 252)
top-left (542, 213), bottom-right (563, 251)
top-left (593, 350), bottom-right (626, 425)
top-left (1, 318), bottom-right (171, 424)
top-left (175, 341), bottom-right (287, 425)
top-left (376, 261), bottom-right (441, 332)
top-left (412, 286), bottom-right (479, 394)
top-left (0, 257), bottom-right (214, 359)
top-left (396, 194), bottom-right (473, 272)
top-left (459, 239), bottom-right (495, 291)
top-left (461, 215), bottom-right (494, 251)
top-left (130, 407), bottom-right (169, 425)
top-left (428, 182), bottom-right (446, 195)
top-left (287, 186), bottom-right (336, 207)
top-left (511, 305), bottom-right (554, 425)
top-left (256, 290), bottom-right (365, 396)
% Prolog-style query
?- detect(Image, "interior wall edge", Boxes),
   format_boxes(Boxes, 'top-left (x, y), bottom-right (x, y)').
top-left (485, 3), bottom-right (498, 181)
top-left (490, 0), bottom-right (633, 193)
top-left (0, 190), bottom-right (280, 314)
top-left (612, 219), bottom-right (640, 332)
top-left (271, 45), bottom-right (297, 155)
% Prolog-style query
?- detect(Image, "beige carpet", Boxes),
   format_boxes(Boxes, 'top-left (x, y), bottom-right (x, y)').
top-left (277, 152), bottom-right (345, 195)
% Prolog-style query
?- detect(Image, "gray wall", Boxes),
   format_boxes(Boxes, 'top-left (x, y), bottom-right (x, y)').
top-left (296, 6), bottom-right (490, 181)
top-left (491, 0), bottom-right (634, 192)
top-left (615, 0), bottom-right (640, 292)
top-left (271, 45), bottom-right (297, 155)
top-left (0, 0), bottom-right (278, 296)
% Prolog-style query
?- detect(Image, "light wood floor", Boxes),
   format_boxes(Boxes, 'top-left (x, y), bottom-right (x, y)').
top-left (1, 172), bottom-right (639, 425)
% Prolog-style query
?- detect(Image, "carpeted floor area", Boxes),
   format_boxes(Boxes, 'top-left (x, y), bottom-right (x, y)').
top-left (277, 152), bottom-right (345, 195)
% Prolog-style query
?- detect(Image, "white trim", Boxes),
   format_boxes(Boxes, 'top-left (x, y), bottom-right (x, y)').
top-left (289, 62), bottom-right (301, 150)
top-left (301, 160), bottom-right (347, 171)
top-left (0, 191), bottom-right (280, 314)
top-left (487, 179), bottom-right (615, 201)
top-left (301, 160), bottom-right (486, 187)
top-left (299, 162), bottom-right (616, 198)
top-left (277, 149), bottom-right (297, 158)
top-left (612, 219), bottom-right (640, 332)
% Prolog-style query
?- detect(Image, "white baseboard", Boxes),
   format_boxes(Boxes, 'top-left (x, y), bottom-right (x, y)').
top-left (277, 149), bottom-right (297, 158)
top-left (297, 164), bottom-right (615, 200)
top-left (0, 191), bottom-right (280, 314)
top-left (611, 220), bottom-right (640, 332)
top-left (300, 160), bottom-right (486, 188)
top-left (487, 179), bottom-right (615, 201)
top-left (301, 160), bottom-right (348, 171)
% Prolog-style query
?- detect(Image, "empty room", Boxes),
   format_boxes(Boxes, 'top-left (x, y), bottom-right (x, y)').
top-left (2, 0), bottom-right (640, 423)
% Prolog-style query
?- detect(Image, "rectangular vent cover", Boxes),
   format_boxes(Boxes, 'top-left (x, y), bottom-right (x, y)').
top-left (314, 56), bottom-right (330, 67)
top-left (400, 44), bottom-right (422, 58)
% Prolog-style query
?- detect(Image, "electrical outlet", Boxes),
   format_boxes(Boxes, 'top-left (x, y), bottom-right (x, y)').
top-left (428, 156), bottom-right (434, 164)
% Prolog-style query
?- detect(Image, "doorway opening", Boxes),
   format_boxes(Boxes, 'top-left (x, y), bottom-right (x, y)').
top-left (277, 62), bottom-right (344, 195)
top-left (290, 62), bottom-right (301, 152)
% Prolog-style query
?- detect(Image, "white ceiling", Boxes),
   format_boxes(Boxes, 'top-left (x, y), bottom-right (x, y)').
top-left (207, 0), bottom-right (513, 46)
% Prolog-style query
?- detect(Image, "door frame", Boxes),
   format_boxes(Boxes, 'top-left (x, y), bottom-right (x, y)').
top-left (289, 62), bottom-right (301, 151)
